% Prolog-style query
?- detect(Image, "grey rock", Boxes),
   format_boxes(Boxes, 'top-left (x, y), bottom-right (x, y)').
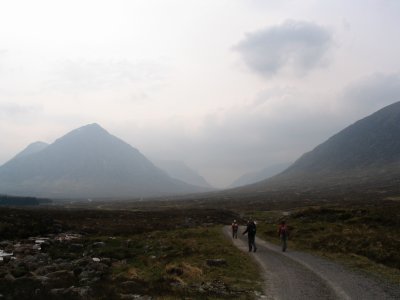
top-left (4, 273), bottom-right (15, 282)
top-left (206, 259), bottom-right (227, 267)
top-left (92, 242), bottom-right (106, 248)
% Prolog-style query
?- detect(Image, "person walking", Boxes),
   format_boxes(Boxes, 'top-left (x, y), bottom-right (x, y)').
top-left (278, 220), bottom-right (289, 252)
top-left (243, 220), bottom-right (257, 252)
top-left (231, 220), bottom-right (239, 239)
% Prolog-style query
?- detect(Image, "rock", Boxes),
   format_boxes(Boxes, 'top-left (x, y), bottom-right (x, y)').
top-left (35, 264), bottom-right (58, 276)
top-left (50, 288), bottom-right (67, 296)
top-left (64, 285), bottom-right (92, 298)
top-left (4, 273), bottom-right (15, 282)
top-left (40, 241), bottom-right (51, 251)
top-left (0, 241), bottom-right (13, 251)
top-left (46, 269), bottom-right (74, 280)
top-left (92, 242), bottom-right (106, 248)
top-left (2, 256), bottom-right (11, 264)
top-left (74, 285), bottom-right (92, 297)
top-left (101, 257), bottom-right (112, 266)
top-left (69, 243), bottom-right (84, 252)
top-left (23, 255), bottom-right (39, 271)
top-left (206, 259), bottom-right (227, 267)
top-left (73, 257), bottom-right (92, 267)
top-left (44, 270), bottom-right (75, 288)
top-left (119, 294), bottom-right (152, 300)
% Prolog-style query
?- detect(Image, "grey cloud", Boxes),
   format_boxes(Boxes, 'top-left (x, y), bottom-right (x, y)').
top-left (235, 20), bottom-right (332, 77)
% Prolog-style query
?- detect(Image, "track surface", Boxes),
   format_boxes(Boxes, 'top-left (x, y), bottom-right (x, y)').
top-left (223, 226), bottom-right (400, 300)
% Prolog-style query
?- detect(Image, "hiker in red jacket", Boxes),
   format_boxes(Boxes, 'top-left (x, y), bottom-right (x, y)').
top-left (278, 221), bottom-right (289, 252)
top-left (231, 220), bottom-right (239, 239)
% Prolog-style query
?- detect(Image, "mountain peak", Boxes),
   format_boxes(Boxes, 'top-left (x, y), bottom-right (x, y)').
top-left (0, 123), bottom-right (208, 198)
top-left (11, 141), bottom-right (49, 161)
top-left (75, 123), bottom-right (108, 134)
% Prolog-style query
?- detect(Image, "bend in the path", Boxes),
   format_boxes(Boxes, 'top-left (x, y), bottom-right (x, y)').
top-left (223, 226), bottom-right (400, 300)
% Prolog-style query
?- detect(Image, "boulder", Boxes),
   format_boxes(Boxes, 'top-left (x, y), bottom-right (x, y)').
top-left (206, 259), bottom-right (227, 267)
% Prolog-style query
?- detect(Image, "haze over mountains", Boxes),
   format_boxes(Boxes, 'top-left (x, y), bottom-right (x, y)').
top-left (0, 124), bottom-right (211, 199)
top-left (155, 160), bottom-right (213, 189)
top-left (229, 162), bottom-right (291, 188)
top-left (2, 101), bottom-right (400, 200)
top-left (239, 101), bottom-right (400, 192)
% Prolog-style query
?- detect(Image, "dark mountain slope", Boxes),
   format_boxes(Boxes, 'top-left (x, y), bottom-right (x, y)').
top-left (0, 124), bottom-right (207, 198)
top-left (240, 101), bottom-right (400, 191)
top-left (286, 101), bottom-right (400, 174)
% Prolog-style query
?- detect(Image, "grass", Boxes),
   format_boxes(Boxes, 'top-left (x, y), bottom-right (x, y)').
top-left (88, 226), bottom-right (263, 299)
top-left (0, 207), bottom-right (263, 299)
top-left (4, 192), bottom-right (400, 296)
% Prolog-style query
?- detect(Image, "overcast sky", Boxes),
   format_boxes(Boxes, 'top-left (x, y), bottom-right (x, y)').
top-left (1, 0), bottom-right (400, 188)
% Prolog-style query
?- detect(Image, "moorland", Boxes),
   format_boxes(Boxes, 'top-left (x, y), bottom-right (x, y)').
top-left (1, 186), bottom-right (399, 299)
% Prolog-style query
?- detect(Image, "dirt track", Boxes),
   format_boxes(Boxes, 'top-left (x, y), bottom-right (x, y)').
top-left (223, 226), bottom-right (400, 300)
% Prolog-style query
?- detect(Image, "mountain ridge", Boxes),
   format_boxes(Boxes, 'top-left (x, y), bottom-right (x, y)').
top-left (236, 101), bottom-right (400, 192)
top-left (0, 124), bottom-right (209, 199)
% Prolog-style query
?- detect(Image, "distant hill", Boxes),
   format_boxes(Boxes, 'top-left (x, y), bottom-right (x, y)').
top-left (240, 101), bottom-right (400, 192)
top-left (0, 124), bottom-right (208, 199)
top-left (229, 162), bottom-right (291, 188)
top-left (10, 141), bottom-right (49, 161)
top-left (0, 194), bottom-right (52, 206)
top-left (155, 160), bottom-right (214, 189)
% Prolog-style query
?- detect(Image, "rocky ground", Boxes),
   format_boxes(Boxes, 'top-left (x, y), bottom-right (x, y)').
top-left (0, 207), bottom-right (262, 299)
top-left (0, 233), bottom-right (131, 299)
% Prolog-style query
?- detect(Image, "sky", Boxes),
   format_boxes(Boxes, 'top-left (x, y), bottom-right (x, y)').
top-left (1, 0), bottom-right (400, 188)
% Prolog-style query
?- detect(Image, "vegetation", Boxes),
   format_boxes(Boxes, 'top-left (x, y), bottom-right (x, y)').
top-left (0, 207), bottom-right (262, 299)
top-left (2, 190), bottom-right (400, 297)
top-left (248, 199), bottom-right (400, 282)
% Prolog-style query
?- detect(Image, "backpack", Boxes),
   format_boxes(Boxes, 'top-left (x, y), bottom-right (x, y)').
top-left (280, 225), bottom-right (288, 237)
top-left (249, 222), bottom-right (256, 234)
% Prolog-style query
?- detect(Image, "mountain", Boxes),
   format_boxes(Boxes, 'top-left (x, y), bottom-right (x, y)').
top-left (0, 123), bottom-right (208, 199)
top-left (10, 141), bottom-right (49, 161)
top-left (229, 162), bottom-right (291, 188)
top-left (155, 160), bottom-right (213, 189)
top-left (242, 101), bottom-right (400, 191)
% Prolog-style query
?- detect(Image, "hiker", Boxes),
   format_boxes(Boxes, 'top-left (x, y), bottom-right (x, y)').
top-left (278, 221), bottom-right (289, 252)
top-left (243, 220), bottom-right (257, 252)
top-left (231, 220), bottom-right (239, 239)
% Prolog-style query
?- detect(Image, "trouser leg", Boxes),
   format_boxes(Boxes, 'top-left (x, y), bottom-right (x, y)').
top-left (282, 236), bottom-right (287, 252)
top-left (248, 235), bottom-right (256, 251)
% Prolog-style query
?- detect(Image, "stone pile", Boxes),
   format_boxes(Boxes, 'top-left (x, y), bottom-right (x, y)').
top-left (0, 233), bottom-right (112, 299)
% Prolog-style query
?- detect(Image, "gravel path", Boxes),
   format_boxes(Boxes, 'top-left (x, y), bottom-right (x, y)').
top-left (223, 226), bottom-right (400, 300)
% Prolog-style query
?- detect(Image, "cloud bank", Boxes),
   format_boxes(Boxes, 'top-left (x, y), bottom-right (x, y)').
top-left (235, 20), bottom-right (332, 77)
